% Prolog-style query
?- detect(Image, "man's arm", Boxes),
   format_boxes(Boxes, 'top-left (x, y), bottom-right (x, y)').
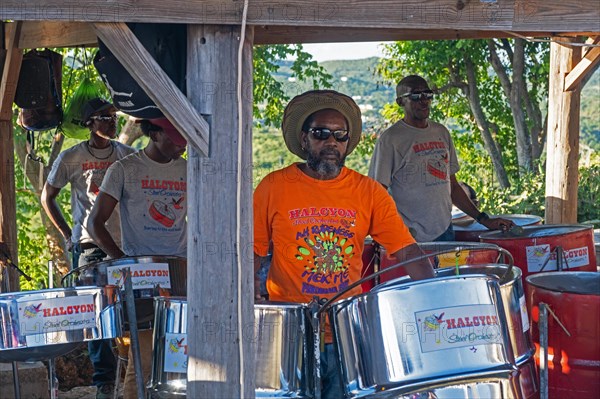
top-left (450, 175), bottom-right (514, 231)
top-left (391, 243), bottom-right (435, 280)
top-left (254, 253), bottom-right (268, 301)
top-left (88, 192), bottom-right (125, 259)
top-left (41, 183), bottom-right (73, 251)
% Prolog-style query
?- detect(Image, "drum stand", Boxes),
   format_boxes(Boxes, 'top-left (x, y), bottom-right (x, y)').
top-left (1, 259), bottom-right (22, 399)
top-left (122, 267), bottom-right (145, 399)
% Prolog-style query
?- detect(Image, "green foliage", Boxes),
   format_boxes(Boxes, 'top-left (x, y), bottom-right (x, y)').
top-left (578, 154), bottom-right (600, 226)
top-left (253, 45), bottom-right (332, 127)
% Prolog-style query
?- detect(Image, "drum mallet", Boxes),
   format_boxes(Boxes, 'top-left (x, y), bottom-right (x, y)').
top-left (122, 267), bottom-right (145, 399)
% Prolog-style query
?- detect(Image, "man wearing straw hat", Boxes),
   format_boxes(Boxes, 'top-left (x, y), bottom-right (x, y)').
top-left (253, 90), bottom-right (435, 398)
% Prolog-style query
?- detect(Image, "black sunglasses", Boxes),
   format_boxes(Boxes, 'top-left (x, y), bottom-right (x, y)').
top-left (307, 127), bottom-right (350, 142)
top-left (399, 90), bottom-right (434, 102)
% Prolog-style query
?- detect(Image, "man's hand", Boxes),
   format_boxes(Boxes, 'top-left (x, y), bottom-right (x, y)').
top-left (481, 217), bottom-right (515, 232)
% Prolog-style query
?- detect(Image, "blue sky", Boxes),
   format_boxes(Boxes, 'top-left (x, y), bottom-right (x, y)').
top-left (302, 42), bottom-right (391, 62)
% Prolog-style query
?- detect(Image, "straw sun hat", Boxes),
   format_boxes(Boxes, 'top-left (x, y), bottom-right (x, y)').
top-left (282, 90), bottom-right (362, 160)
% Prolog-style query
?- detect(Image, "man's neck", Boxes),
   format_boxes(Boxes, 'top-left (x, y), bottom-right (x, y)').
top-left (88, 132), bottom-right (111, 149)
top-left (143, 144), bottom-right (171, 164)
top-left (402, 117), bottom-right (429, 129)
top-left (298, 163), bottom-right (342, 180)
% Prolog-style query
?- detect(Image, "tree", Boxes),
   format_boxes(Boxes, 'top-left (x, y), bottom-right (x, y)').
top-left (376, 39), bottom-right (549, 187)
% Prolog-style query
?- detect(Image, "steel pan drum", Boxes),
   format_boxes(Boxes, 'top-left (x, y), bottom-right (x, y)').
top-left (147, 300), bottom-right (315, 398)
top-left (148, 297), bottom-right (187, 398)
top-left (62, 256), bottom-right (186, 327)
top-left (379, 242), bottom-right (502, 284)
top-left (370, 370), bottom-right (522, 399)
top-left (481, 224), bottom-right (597, 284)
top-left (328, 275), bottom-right (515, 398)
top-left (527, 272), bottom-right (600, 399)
top-left (0, 286), bottom-right (122, 362)
top-left (454, 214), bottom-right (542, 242)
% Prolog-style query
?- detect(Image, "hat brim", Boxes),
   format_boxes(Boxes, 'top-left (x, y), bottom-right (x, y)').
top-left (282, 90), bottom-right (362, 160)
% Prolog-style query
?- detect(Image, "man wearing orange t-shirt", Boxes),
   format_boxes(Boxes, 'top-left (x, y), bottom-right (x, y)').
top-left (253, 90), bottom-right (435, 399)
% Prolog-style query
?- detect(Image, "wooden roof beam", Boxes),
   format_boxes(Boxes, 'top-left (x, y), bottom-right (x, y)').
top-left (2, 1), bottom-right (600, 32)
top-left (17, 21), bottom-right (600, 49)
top-left (564, 36), bottom-right (600, 91)
top-left (93, 22), bottom-right (209, 155)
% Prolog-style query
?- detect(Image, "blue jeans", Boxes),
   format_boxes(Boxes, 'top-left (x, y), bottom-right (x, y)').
top-left (321, 344), bottom-right (344, 399)
top-left (73, 244), bottom-right (117, 387)
top-left (433, 223), bottom-right (455, 242)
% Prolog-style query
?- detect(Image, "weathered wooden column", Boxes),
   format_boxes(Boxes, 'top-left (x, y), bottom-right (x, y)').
top-left (186, 25), bottom-right (255, 397)
top-left (545, 37), bottom-right (582, 224)
top-left (0, 22), bottom-right (23, 292)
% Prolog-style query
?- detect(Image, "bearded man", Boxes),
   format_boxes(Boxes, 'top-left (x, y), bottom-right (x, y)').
top-left (253, 90), bottom-right (434, 399)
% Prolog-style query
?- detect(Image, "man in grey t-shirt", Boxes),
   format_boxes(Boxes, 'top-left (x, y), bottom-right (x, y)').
top-left (88, 118), bottom-right (187, 399)
top-left (369, 75), bottom-right (513, 242)
top-left (41, 98), bottom-right (134, 399)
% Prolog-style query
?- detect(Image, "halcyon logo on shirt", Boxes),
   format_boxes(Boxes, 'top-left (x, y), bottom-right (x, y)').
top-left (142, 179), bottom-right (187, 191)
top-left (288, 207), bottom-right (357, 220)
top-left (82, 161), bottom-right (112, 171)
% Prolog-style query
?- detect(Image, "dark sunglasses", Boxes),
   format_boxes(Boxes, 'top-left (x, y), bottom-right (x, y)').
top-left (399, 90), bottom-right (434, 102)
top-left (90, 115), bottom-right (118, 121)
top-left (307, 127), bottom-right (350, 142)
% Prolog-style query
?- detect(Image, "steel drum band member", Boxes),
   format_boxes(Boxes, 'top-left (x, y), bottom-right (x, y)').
top-left (42, 98), bottom-right (135, 399)
top-left (253, 90), bottom-right (434, 398)
top-left (88, 118), bottom-right (187, 399)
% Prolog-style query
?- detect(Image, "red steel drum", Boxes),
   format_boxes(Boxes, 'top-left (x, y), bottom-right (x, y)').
top-left (454, 214), bottom-right (542, 242)
top-left (360, 241), bottom-right (501, 291)
top-left (526, 272), bottom-right (600, 399)
top-left (480, 225), bottom-right (597, 284)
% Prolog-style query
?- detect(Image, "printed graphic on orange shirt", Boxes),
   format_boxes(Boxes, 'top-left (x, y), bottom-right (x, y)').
top-left (296, 231), bottom-right (354, 274)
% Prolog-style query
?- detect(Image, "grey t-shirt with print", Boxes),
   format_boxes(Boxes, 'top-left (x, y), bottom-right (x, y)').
top-left (368, 120), bottom-right (460, 242)
top-left (99, 150), bottom-right (187, 257)
top-left (46, 141), bottom-right (135, 245)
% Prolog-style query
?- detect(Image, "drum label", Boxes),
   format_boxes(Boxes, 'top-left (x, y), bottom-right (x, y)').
top-left (526, 244), bottom-right (590, 272)
top-left (519, 295), bottom-right (530, 332)
top-left (415, 304), bottom-right (503, 352)
top-left (164, 333), bottom-right (188, 373)
top-left (17, 295), bottom-right (96, 336)
top-left (107, 263), bottom-right (171, 290)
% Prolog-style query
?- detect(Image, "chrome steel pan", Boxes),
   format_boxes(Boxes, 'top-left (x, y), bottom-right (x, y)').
top-left (0, 286), bottom-right (122, 362)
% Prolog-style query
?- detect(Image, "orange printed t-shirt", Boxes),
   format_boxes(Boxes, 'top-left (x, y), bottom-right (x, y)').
top-left (254, 164), bottom-right (415, 339)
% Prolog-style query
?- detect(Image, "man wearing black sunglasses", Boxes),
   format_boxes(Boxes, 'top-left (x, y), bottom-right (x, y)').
top-left (369, 75), bottom-right (513, 242)
top-left (254, 90), bottom-right (434, 399)
top-left (41, 97), bottom-right (135, 399)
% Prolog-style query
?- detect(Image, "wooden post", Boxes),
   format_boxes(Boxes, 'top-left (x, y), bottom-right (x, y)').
top-left (0, 22), bottom-right (22, 292)
top-left (545, 37), bottom-right (582, 224)
top-left (186, 25), bottom-right (255, 397)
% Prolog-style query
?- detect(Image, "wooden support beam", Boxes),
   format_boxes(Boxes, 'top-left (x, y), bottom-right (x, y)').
top-left (545, 37), bottom-right (582, 224)
top-left (2, 0), bottom-right (600, 32)
top-left (564, 41), bottom-right (600, 91)
top-left (0, 22), bottom-right (22, 120)
top-left (0, 22), bottom-right (23, 292)
top-left (186, 24), bottom-right (255, 397)
top-left (92, 22), bottom-right (210, 156)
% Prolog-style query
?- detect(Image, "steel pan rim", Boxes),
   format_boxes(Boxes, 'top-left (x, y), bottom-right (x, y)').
top-left (479, 223), bottom-right (593, 240)
top-left (525, 271), bottom-right (600, 295)
top-left (330, 273), bottom-right (501, 312)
